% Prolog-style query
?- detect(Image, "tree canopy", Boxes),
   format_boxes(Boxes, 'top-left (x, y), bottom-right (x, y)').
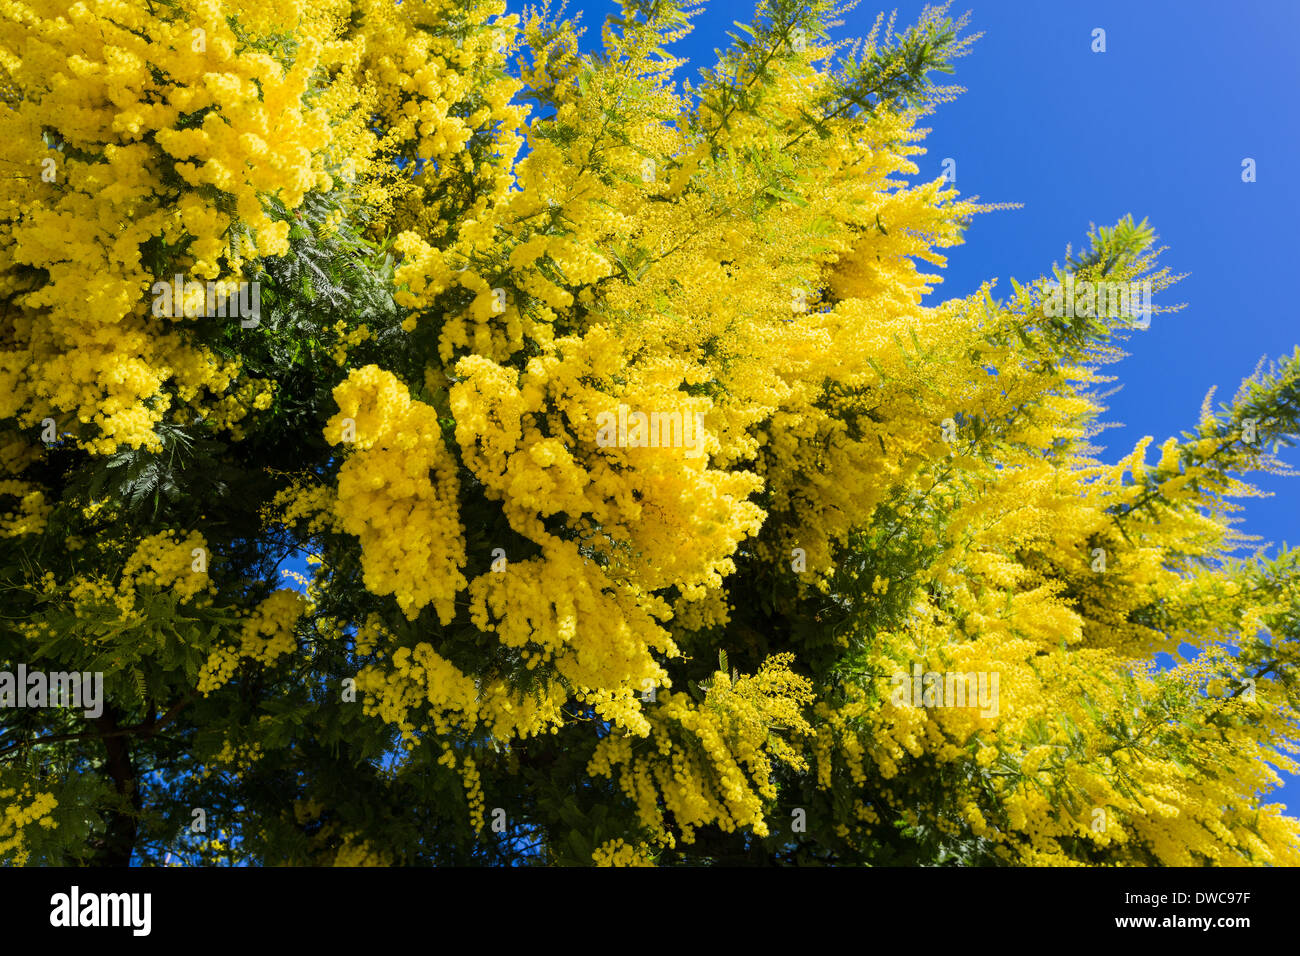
top-left (2, 0), bottom-right (1298, 866)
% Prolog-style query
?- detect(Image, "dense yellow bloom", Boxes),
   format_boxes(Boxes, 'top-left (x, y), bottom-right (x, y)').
top-left (326, 365), bottom-right (467, 624)
top-left (0, 785), bottom-right (57, 865)
top-left (198, 589), bottom-right (305, 693)
top-left (589, 655), bottom-right (814, 846)
top-left (592, 838), bottom-right (654, 867)
top-left (3, 0), bottom-right (1296, 868)
top-left (122, 530), bottom-right (213, 601)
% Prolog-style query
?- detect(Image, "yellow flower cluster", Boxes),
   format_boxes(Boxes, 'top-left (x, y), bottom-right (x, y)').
top-left (355, 620), bottom-right (565, 742)
top-left (808, 417), bottom-right (1300, 863)
top-left (121, 530), bottom-right (214, 602)
top-left (206, 738), bottom-right (265, 775)
top-left (591, 838), bottom-right (655, 867)
top-left (0, 786), bottom-right (57, 865)
top-left (268, 480), bottom-right (339, 537)
top-left (16, 529), bottom-right (218, 645)
top-left (468, 543), bottom-right (675, 737)
top-left (0, 480), bottom-right (48, 536)
top-left (435, 743), bottom-right (486, 832)
top-left (326, 365), bottom-right (468, 623)
top-left (449, 330), bottom-right (764, 626)
top-left (197, 589), bottom-right (305, 694)
top-left (357, 641), bottom-right (478, 737)
top-left (350, 0), bottom-right (526, 223)
top-left (588, 655), bottom-right (814, 847)
top-left (236, 589), bottom-right (306, 666)
top-left (0, 0), bottom-right (372, 455)
top-left (330, 321), bottom-right (372, 366)
top-left (0, 0), bottom-right (524, 465)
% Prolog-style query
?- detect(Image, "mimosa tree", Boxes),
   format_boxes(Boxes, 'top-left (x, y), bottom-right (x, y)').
top-left (2, 0), bottom-right (1297, 866)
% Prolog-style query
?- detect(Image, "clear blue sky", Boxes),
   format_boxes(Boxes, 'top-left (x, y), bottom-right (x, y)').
top-left (555, 0), bottom-right (1300, 811)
